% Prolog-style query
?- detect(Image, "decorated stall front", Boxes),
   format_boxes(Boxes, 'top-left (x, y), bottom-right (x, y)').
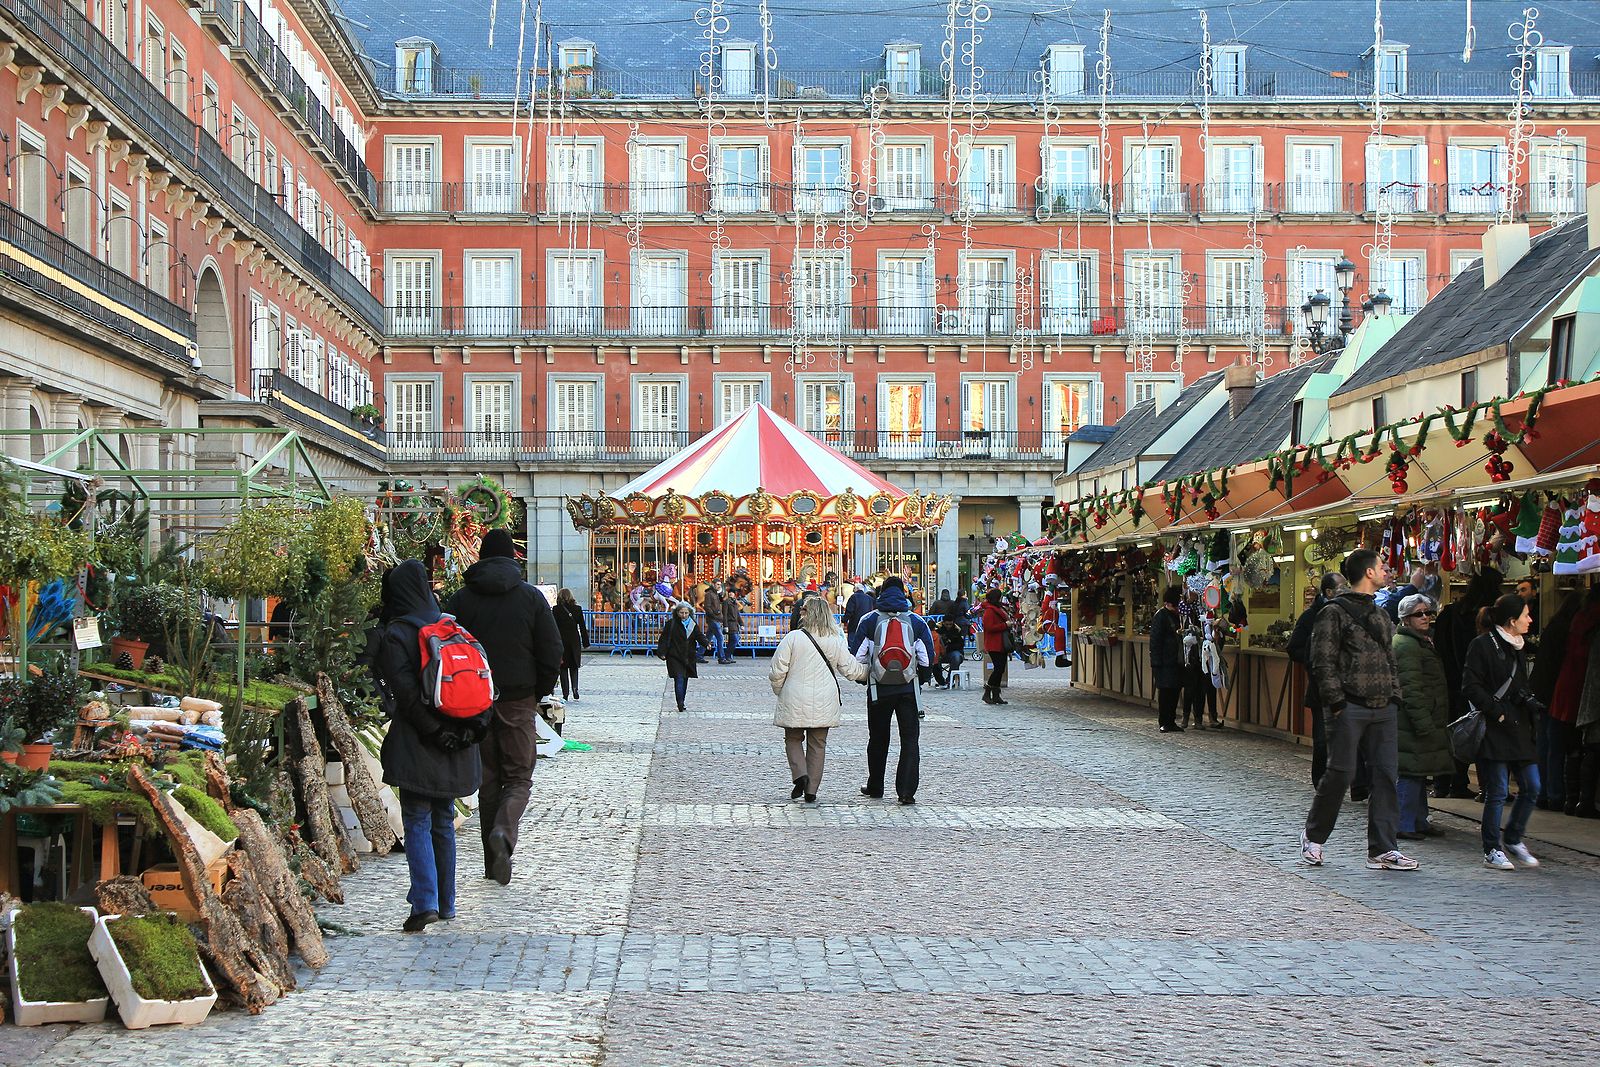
top-left (566, 404), bottom-right (952, 634)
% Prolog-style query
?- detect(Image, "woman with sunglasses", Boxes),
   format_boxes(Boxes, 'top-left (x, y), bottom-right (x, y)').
top-left (1392, 594), bottom-right (1453, 840)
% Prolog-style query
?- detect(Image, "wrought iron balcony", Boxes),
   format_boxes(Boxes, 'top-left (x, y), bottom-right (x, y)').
top-left (0, 0), bottom-right (382, 330)
top-left (252, 370), bottom-right (386, 462)
top-left (385, 428), bottom-right (1066, 466)
top-left (0, 199), bottom-right (194, 362)
top-left (382, 303), bottom-right (1296, 341)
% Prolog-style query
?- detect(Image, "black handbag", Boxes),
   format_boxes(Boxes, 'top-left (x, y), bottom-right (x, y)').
top-left (999, 626), bottom-right (1020, 656)
top-left (1448, 671), bottom-right (1512, 763)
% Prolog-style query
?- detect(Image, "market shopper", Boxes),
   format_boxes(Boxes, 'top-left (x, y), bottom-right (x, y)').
top-left (722, 586), bottom-right (743, 663)
top-left (1392, 594), bottom-right (1452, 840)
top-left (372, 561), bottom-right (492, 932)
top-left (1549, 585), bottom-right (1600, 812)
top-left (553, 587), bottom-right (590, 703)
top-left (704, 581), bottom-right (727, 664)
top-left (848, 576), bottom-right (934, 805)
top-left (1435, 568), bottom-right (1505, 798)
top-left (1288, 572), bottom-right (1348, 785)
top-left (769, 595), bottom-right (869, 804)
top-left (444, 529), bottom-right (562, 886)
top-left (658, 600), bottom-right (712, 713)
top-left (1150, 585), bottom-right (1185, 733)
top-left (1464, 594), bottom-right (1545, 870)
top-left (933, 613), bottom-right (967, 688)
top-left (843, 578), bottom-right (875, 637)
top-left (1299, 548), bottom-right (1417, 872)
top-left (980, 588), bottom-right (1016, 706)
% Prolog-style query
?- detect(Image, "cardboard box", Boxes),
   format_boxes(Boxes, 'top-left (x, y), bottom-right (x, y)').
top-left (139, 859), bottom-right (227, 922)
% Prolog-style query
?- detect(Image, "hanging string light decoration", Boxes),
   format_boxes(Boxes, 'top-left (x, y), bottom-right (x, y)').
top-left (1549, 127), bottom-right (1576, 228)
top-left (758, 0), bottom-right (777, 129)
top-left (1361, 0), bottom-right (1395, 300)
top-left (1133, 118), bottom-right (1158, 376)
top-left (1286, 244), bottom-right (1315, 366)
top-left (1498, 7), bottom-right (1541, 228)
top-left (1098, 11), bottom-right (1115, 304)
top-left (692, 2), bottom-right (731, 267)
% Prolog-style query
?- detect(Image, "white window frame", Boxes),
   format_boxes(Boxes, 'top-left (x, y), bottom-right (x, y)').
top-left (385, 137), bottom-right (441, 213)
top-left (1040, 252), bottom-right (1097, 334)
top-left (1040, 138), bottom-right (1103, 214)
top-left (1206, 251), bottom-right (1264, 335)
top-left (1123, 138), bottom-right (1182, 213)
top-left (1210, 45), bottom-right (1246, 96)
top-left (631, 250), bottom-right (688, 335)
top-left (721, 42), bottom-right (757, 97)
top-left (104, 191), bottom-right (134, 276)
top-left (146, 219), bottom-right (169, 298)
top-left (384, 251), bottom-right (441, 336)
top-left (877, 375), bottom-right (933, 458)
top-left (629, 137), bottom-right (687, 214)
top-left (1528, 138), bottom-right (1585, 216)
top-left (1046, 44), bottom-right (1086, 97)
top-left (463, 249), bottom-right (522, 335)
top-left (1285, 138), bottom-right (1341, 213)
top-left (795, 138), bottom-right (850, 214)
top-left (143, 13), bottom-right (166, 86)
top-left (877, 252), bottom-right (934, 335)
top-left (1125, 251), bottom-right (1182, 335)
top-left (546, 136), bottom-right (604, 214)
top-left (793, 250), bottom-right (851, 335)
top-left (464, 375), bottom-right (519, 454)
top-left (956, 252), bottom-right (1014, 335)
top-left (1204, 139), bottom-right (1263, 214)
top-left (631, 374), bottom-right (686, 457)
top-left (386, 375), bottom-right (442, 459)
top-left (876, 139), bottom-right (934, 212)
top-left (464, 137), bottom-right (522, 214)
top-left (958, 138), bottom-right (1015, 213)
top-left (167, 40), bottom-right (186, 107)
top-left (796, 375), bottom-right (854, 445)
top-left (396, 43), bottom-right (435, 93)
top-left (63, 159), bottom-right (94, 251)
top-left (713, 374), bottom-right (769, 426)
top-left (1128, 372), bottom-right (1183, 409)
top-left (885, 44), bottom-right (922, 95)
top-left (1449, 249), bottom-right (1481, 279)
top-left (548, 374), bottom-right (604, 458)
top-left (546, 249), bottom-right (604, 335)
top-left (1375, 44), bottom-right (1407, 95)
top-left (1042, 374), bottom-right (1102, 449)
top-left (1447, 139), bottom-right (1508, 215)
top-left (711, 139), bottom-right (769, 214)
top-left (959, 374), bottom-right (1017, 457)
top-left (1287, 249), bottom-right (1339, 335)
top-left (1533, 46), bottom-right (1571, 98)
top-left (712, 251), bottom-right (769, 335)
top-left (14, 124), bottom-right (47, 223)
top-left (1370, 250), bottom-right (1427, 314)
top-left (1366, 138), bottom-right (1428, 213)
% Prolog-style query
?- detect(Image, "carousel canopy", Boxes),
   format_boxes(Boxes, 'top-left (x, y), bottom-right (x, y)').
top-left (566, 404), bottom-right (952, 531)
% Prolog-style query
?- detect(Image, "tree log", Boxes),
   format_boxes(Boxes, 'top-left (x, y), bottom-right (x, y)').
top-left (315, 673), bottom-right (398, 855)
top-left (294, 843), bottom-right (344, 905)
top-left (94, 876), bottom-right (156, 917)
top-left (231, 809), bottom-right (328, 968)
top-left (287, 697), bottom-right (345, 873)
top-left (126, 765), bottom-right (279, 1013)
top-left (203, 751), bottom-right (231, 807)
top-left (223, 850), bottom-right (295, 992)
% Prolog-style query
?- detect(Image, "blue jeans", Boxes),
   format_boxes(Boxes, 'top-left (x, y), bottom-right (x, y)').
top-left (707, 619), bottom-right (725, 662)
top-left (1397, 775), bottom-right (1432, 833)
top-left (672, 672), bottom-right (689, 708)
top-left (1479, 760), bottom-right (1541, 853)
top-left (400, 790), bottom-right (457, 918)
top-left (724, 625), bottom-right (740, 661)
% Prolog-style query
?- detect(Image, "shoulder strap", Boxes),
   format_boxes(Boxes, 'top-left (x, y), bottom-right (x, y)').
top-left (799, 629), bottom-right (842, 704)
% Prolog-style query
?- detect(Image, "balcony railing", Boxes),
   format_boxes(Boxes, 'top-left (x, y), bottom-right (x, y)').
top-left (253, 371), bottom-right (386, 462)
top-left (0, 199), bottom-right (195, 361)
top-left (0, 0), bottom-right (383, 330)
top-left (386, 428), bottom-right (1066, 465)
top-left (383, 303), bottom-right (1296, 340)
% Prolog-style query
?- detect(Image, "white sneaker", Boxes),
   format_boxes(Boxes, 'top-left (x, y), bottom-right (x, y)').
top-left (1300, 830), bottom-right (1324, 866)
top-left (1365, 850), bottom-right (1420, 871)
top-left (1505, 843), bottom-right (1540, 868)
top-left (1484, 849), bottom-right (1515, 870)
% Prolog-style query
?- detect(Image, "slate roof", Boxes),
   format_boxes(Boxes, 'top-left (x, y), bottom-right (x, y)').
top-left (1068, 425), bottom-right (1117, 445)
top-left (332, 0), bottom-right (1600, 94)
top-left (1074, 370), bottom-right (1223, 474)
top-left (1335, 218), bottom-right (1600, 397)
top-left (1157, 354), bottom-right (1334, 479)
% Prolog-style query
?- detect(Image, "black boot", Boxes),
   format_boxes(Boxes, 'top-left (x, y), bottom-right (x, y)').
top-left (791, 775), bottom-right (808, 801)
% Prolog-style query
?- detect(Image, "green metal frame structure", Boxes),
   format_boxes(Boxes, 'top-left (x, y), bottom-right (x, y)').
top-left (2, 427), bottom-right (333, 698)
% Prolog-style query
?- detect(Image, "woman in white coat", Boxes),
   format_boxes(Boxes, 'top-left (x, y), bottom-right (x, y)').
top-left (770, 595), bottom-right (869, 803)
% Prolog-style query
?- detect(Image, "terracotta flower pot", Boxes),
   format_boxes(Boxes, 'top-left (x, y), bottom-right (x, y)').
top-left (15, 743), bottom-right (52, 772)
top-left (109, 636), bottom-right (150, 670)
top-left (0, 751), bottom-right (17, 765)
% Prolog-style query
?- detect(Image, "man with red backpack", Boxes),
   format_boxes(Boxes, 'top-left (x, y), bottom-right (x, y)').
top-left (443, 529), bottom-right (562, 885)
top-left (848, 576), bottom-right (934, 805)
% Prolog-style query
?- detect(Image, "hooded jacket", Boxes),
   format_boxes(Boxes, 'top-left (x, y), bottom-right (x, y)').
top-left (373, 561), bottom-right (489, 799)
top-left (443, 555), bottom-right (561, 701)
top-left (847, 585), bottom-right (934, 699)
top-left (1309, 591), bottom-right (1401, 714)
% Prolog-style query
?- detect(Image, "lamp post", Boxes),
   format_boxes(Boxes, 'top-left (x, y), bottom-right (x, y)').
top-left (982, 513), bottom-right (995, 540)
top-left (1334, 256), bottom-right (1357, 340)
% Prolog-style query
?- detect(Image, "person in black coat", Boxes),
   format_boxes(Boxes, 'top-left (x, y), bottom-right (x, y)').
top-left (553, 587), bottom-right (590, 702)
top-left (1288, 572), bottom-right (1349, 787)
top-left (1150, 585), bottom-right (1185, 733)
top-left (1435, 568), bottom-right (1504, 798)
top-left (372, 561), bottom-right (492, 932)
top-left (1463, 593), bottom-right (1544, 870)
top-left (843, 582), bottom-right (876, 638)
top-left (658, 600), bottom-right (711, 712)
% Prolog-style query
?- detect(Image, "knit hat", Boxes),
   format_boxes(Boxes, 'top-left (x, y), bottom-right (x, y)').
top-left (480, 528), bottom-right (517, 559)
top-left (1398, 593), bottom-right (1435, 619)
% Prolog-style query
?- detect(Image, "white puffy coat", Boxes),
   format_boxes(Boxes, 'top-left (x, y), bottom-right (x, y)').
top-left (769, 628), bottom-right (869, 728)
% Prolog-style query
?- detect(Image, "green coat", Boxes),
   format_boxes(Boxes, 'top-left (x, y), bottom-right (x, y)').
top-left (1392, 628), bottom-right (1454, 777)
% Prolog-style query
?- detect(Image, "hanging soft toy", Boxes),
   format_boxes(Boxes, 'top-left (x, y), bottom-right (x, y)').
top-left (1511, 492), bottom-right (1543, 555)
top-left (1418, 509), bottom-right (1444, 563)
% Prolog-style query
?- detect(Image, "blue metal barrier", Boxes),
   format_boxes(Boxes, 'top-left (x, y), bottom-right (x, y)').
top-left (586, 609), bottom-right (983, 657)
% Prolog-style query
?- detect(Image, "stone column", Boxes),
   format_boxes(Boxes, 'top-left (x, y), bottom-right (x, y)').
top-left (936, 496), bottom-right (962, 598)
top-left (1019, 496), bottom-right (1046, 542)
top-left (0, 378), bottom-right (34, 460)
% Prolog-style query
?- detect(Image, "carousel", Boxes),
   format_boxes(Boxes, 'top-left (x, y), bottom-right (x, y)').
top-left (566, 403), bottom-right (953, 613)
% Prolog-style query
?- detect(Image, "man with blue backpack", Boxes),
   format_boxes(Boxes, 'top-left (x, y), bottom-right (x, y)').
top-left (848, 576), bottom-right (934, 806)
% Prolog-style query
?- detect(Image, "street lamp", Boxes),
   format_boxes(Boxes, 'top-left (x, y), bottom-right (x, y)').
top-left (1302, 290), bottom-right (1337, 352)
top-left (981, 513), bottom-right (996, 539)
top-left (1364, 289), bottom-right (1394, 318)
top-left (1333, 256), bottom-right (1357, 340)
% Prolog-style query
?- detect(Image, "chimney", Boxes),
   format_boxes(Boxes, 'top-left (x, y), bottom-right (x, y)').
top-left (1482, 223), bottom-right (1531, 289)
top-left (1225, 360), bottom-right (1257, 419)
top-left (1588, 181), bottom-right (1600, 250)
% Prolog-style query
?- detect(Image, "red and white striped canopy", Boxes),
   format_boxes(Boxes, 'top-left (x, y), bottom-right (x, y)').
top-left (612, 403), bottom-right (904, 500)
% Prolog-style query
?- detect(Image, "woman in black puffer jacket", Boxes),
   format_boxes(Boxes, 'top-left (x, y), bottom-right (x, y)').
top-left (1462, 593), bottom-right (1543, 872)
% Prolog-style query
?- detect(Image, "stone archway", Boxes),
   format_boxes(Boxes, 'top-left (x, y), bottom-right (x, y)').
top-left (194, 267), bottom-right (235, 390)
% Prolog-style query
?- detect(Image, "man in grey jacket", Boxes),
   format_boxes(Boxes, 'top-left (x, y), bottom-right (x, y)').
top-left (1299, 548), bottom-right (1418, 872)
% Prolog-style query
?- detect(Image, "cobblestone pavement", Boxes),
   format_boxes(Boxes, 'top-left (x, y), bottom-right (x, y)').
top-left (18, 660), bottom-right (1600, 1066)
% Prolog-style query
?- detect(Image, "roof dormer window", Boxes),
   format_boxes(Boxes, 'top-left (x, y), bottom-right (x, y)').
top-left (722, 40), bottom-right (757, 97)
top-left (1534, 45), bottom-right (1571, 97)
top-left (1373, 43), bottom-right (1407, 95)
top-left (1210, 44), bottom-right (1245, 96)
top-left (885, 40), bottom-right (922, 96)
top-left (1047, 44), bottom-right (1086, 97)
top-left (395, 38), bottom-right (436, 94)
top-left (558, 39), bottom-right (595, 93)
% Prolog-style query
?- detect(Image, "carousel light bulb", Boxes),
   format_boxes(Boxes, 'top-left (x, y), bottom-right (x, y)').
top-left (1299, 531), bottom-right (1308, 542)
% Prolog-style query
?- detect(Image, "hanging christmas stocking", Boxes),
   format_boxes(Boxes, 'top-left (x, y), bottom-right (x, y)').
top-left (1512, 492), bottom-right (1543, 554)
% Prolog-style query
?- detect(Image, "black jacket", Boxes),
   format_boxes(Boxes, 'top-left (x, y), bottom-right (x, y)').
top-left (1287, 594), bottom-right (1329, 710)
top-left (843, 588), bottom-right (875, 635)
top-left (1149, 606), bottom-right (1184, 690)
top-left (443, 555), bottom-right (561, 701)
top-left (1435, 599), bottom-right (1485, 716)
top-left (554, 600), bottom-right (589, 665)
top-left (373, 562), bottom-right (489, 799)
top-left (657, 616), bottom-right (710, 677)
top-left (1463, 629), bottom-right (1539, 764)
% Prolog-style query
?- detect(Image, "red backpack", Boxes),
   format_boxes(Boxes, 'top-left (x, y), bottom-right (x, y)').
top-left (416, 615), bottom-right (497, 718)
top-left (870, 612), bottom-right (918, 688)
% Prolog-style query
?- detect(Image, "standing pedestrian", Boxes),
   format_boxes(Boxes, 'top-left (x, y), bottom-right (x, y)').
top-left (553, 588), bottom-right (590, 703)
top-left (769, 595), bottom-right (869, 804)
top-left (979, 588), bottom-right (1015, 706)
top-left (1548, 586), bottom-right (1600, 812)
top-left (444, 529), bottom-right (562, 886)
top-left (1465, 594), bottom-right (1545, 870)
top-left (1435, 568), bottom-right (1504, 798)
top-left (722, 586), bottom-right (743, 663)
top-left (848, 576), bottom-right (933, 805)
top-left (371, 561), bottom-right (492, 931)
top-left (1299, 548), bottom-right (1417, 872)
top-left (658, 600), bottom-right (712, 713)
top-left (843, 578), bottom-right (875, 637)
top-left (1392, 594), bottom-right (1451, 840)
top-left (1150, 585), bottom-right (1185, 732)
top-left (703, 580), bottom-right (727, 664)
top-left (1289, 573), bottom-right (1349, 786)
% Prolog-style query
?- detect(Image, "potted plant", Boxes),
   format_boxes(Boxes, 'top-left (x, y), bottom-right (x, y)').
top-left (6, 669), bottom-right (85, 770)
top-left (0, 713), bottom-right (22, 764)
top-left (89, 912), bottom-right (217, 1029)
top-left (5, 903), bottom-right (110, 1025)
top-left (109, 582), bottom-right (187, 668)
top-left (468, 74), bottom-right (484, 98)
top-left (350, 402), bottom-right (383, 430)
